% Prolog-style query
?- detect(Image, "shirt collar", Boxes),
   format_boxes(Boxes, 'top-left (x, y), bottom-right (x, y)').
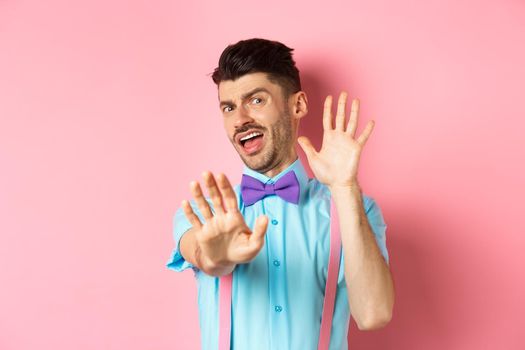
top-left (242, 157), bottom-right (310, 204)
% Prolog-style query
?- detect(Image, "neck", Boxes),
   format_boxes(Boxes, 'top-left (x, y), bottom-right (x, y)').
top-left (262, 149), bottom-right (298, 178)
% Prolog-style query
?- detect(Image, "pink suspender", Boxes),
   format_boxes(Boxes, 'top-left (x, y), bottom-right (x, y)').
top-left (218, 273), bottom-right (233, 350)
top-left (219, 198), bottom-right (342, 350)
top-left (318, 198), bottom-right (342, 349)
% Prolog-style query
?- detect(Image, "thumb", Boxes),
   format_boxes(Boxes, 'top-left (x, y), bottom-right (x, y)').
top-left (297, 136), bottom-right (316, 160)
top-left (251, 215), bottom-right (269, 243)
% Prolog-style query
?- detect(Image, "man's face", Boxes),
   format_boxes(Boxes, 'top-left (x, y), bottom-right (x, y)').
top-left (218, 72), bottom-right (294, 173)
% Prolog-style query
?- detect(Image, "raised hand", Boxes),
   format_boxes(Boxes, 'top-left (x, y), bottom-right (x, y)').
top-left (183, 171), bottom-right (269, 270)
top-left (297, 91), bottom-right (374, 189)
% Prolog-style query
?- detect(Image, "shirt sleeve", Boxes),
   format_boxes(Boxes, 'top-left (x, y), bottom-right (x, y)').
top-left (166, 199), bottom-right (209, 274)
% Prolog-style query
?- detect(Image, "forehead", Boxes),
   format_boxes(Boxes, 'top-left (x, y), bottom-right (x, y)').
top-left (218, 72), bottom-right (282, 102)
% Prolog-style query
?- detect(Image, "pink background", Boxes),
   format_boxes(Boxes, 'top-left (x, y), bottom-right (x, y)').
top-left (1, 1), bottom-right (524, 349)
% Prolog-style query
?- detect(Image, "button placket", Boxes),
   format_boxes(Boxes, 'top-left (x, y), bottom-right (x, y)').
top-left (263, 194), bottom-right (287, 345)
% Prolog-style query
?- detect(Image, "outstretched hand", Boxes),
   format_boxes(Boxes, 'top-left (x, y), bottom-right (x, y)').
top-left (183, 171), bottom-right (269, 268)
top-left (297, 91), bottom-right (374, 189)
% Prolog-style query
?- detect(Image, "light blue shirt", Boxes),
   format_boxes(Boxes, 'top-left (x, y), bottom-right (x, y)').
top-left (166, 157), bottom-right (389, 350)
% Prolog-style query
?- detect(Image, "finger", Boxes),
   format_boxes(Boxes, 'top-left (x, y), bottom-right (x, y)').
top-left (202, 171), bottom-right (225, 215)
top-left (323, 95), bottom-right (334, 130)
top-left (335, 91), bottom-right (348, 131)
top-left (346, 98), bottom-right (359, 136)
top-left (297, 136), bottom-right (317, 160)
top-left (189, 180), bottom-right (214, 220)
top-left (216, 173), bottom-right (239, 213)
top-left (251, 215), bottom-right (268, 245)
top-left (181, 199), bottom-right (202, 228)
top-left (356, 120), bottom-right (375, 146)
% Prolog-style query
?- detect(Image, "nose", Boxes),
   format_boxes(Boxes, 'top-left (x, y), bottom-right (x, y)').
top-left (233, 105), bottom-right (255, 129)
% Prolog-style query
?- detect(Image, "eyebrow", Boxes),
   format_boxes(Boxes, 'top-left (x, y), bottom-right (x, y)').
top-left (219, 87), bottom-right (271, 108)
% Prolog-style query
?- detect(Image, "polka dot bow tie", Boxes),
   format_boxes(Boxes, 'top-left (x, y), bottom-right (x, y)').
top-left (240, 171), bottom-right (300, 206)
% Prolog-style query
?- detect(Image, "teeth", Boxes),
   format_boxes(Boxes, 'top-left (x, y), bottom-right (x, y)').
top-left (240, 132), bottom-right (262, 142)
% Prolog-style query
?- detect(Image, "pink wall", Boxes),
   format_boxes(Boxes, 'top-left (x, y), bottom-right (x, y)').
top-left (1, 1), bottom-right (524, 349)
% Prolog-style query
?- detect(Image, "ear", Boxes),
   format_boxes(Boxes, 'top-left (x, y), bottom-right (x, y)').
top-left (290, 91), bottom-right (308, 121)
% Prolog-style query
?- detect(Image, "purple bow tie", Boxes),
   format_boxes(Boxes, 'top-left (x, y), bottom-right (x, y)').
top-left (241, 171), bottom-right (300, 206)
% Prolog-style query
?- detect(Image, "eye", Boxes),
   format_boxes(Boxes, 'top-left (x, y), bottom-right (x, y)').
top-left (252, 97), bottom-right (263, 104)
top-left (223, 106), bottom-right (233, 113)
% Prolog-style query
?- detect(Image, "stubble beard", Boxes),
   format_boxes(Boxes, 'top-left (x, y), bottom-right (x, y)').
top-left (238, 110), bottom-right (293, 174)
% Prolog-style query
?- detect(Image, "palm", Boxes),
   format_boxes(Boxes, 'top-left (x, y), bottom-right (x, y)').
top-left (201, 210), bottom-right (261, 263)
top-left (184, 172), bottom-right (269, 267)
top-left (298, 91), bottom-right (374, 188)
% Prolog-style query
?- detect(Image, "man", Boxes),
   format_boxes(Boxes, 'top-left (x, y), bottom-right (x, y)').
top-left (166, 38), bottom-right (395, 350)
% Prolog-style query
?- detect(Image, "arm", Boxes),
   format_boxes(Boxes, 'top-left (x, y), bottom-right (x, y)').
top-left (298, 91), bottom-right (395, 330)
top-left (330, 184), bottom-right (394, 330)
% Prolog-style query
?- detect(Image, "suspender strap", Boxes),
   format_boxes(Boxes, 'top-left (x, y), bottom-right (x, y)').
top-left (218, 198), bottom-right (341, 350)
top-left (317, 198), bottom-right (342, 350)
top-left (219, 272), bottom-right (233, 350)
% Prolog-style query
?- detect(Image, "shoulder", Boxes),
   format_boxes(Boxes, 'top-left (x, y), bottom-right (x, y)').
top-left (305, 178), bottom-right (331, 202)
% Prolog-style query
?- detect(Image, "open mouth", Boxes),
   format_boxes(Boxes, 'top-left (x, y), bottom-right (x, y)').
top-left (238, 131), bottom-right (264, 155)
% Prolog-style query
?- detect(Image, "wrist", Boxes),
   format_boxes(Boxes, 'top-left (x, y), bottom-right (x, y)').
top-left (328, 182), bottom-right (362, 203)
top-left (328, 181), bottom-right (361, 194)
top-left (205, 261), bottom-right (236, 277)
top-left (199, 249), bottom-right (236, 276)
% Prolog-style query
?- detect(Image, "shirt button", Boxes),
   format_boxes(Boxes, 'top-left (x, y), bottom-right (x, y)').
top-left (275, 305), bottom-right (283, 312)
top-left (271, 219), bottom-right (278, 225)
top-left (273, 260), bottom-right (281, 267)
